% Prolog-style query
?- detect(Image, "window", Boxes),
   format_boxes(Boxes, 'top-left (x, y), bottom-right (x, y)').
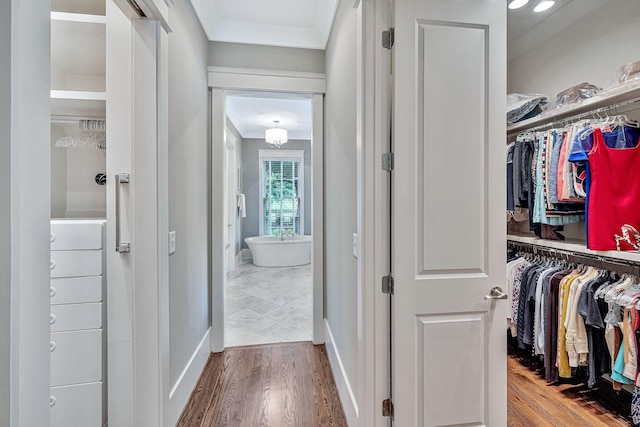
top-left (259, 150), bottom-right (304, 236)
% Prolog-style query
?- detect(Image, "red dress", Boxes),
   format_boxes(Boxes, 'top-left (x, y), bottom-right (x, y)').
top-left (587, 128), bottom-right (640, 251)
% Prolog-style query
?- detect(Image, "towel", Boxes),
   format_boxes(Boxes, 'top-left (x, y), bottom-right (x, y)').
top-left (237, 194), bottom-right (246, 218)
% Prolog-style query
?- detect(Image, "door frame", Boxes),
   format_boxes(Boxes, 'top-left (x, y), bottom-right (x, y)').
top-left (224, 131), bottom-right (238, 273)
top-left (208, 67), bottom-right (326, 351)
top-left (354, 0), bottom-right (392, 425)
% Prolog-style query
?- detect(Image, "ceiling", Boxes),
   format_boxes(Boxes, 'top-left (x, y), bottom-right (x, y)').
top-left (226, 93), bottom-right (312, 141)
top-left (189, 0), bottom-right (339, 50)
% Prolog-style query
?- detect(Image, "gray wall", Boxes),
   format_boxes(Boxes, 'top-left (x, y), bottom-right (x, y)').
top-left (324, 0), bottom-right (358, 404)
top-left (241, 139), bottom-right (311, 248)
top-left (0, 2), bottom-right (11, 420)
top-left (168, 0), bottom-right (210, 387)
top-left (1, 0), bottom-right (52, 424)
top-left (209, 41), bottom-right (325, 74)
top-left (508, 0), bottom-right (640, 98)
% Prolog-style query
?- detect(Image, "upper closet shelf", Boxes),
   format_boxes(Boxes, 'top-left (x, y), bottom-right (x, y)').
top-left (51, 11), bottom-right (106, 24)
top-left (51, 90), bottom-right (106, 119)
top-left (507, 234), bottom-right (640, 264)
top-left (507, 81), bottom-right (640, 134)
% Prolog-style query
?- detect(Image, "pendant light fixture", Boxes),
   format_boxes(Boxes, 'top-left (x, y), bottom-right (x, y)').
top-left (533, 0), bottom-right (555, 12)
top-left (508, 0), bottom-right (529, 9)
top-left (265, 120), bottom-right (288, 147)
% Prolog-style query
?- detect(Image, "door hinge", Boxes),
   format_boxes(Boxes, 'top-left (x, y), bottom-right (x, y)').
top-left (382, 153), bottom-right (394, 172)
top-left (382, 275), bottom-right (394, 294)
top-left (382, 27), bottom-right (395, 49)
top-left (382, 398), bottom-right (394, 417)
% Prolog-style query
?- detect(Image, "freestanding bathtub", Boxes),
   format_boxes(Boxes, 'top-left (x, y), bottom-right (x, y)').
top-left (245, 235), bottom-right (312, 267)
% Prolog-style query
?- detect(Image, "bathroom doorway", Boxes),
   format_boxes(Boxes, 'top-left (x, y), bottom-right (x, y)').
top-left (209, 68), bottom-right (325, 352)
top-left (223, 91), bottom-right (314, 347)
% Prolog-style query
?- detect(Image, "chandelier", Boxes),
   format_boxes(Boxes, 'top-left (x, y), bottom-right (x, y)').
top-left (265, 120), bottom-right (288, 147)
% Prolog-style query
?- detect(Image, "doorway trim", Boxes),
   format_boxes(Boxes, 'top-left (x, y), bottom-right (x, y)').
top-left (208, 67), bottom-right (326, 351)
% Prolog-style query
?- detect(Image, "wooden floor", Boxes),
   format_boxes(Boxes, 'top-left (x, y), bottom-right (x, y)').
top-left (179, 341), bottom-right (632, 426)
top-left (177, 342), bottom-right (347, 427)
top-left (508, 354), bottom-right (632, 426)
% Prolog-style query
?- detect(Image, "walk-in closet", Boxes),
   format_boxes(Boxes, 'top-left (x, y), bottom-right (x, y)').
top-left (49, 0), bottom-right (107, 425)
top-left (507, 0), bottom-right (640, 424)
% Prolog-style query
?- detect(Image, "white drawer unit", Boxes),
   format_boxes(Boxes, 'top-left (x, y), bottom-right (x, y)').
top-left (50, 382), bottom-right (102, 427)
top-left (50, 222), bottom-right (103, 251)
top-left (49, 219), bottom-right (106, 425)
top-left (50, 303), bottom-right (102, 332)
top-left (50, 329), bottom-right (102, 386)
top-left (50, 276), bottom-right (102, 305)
top-left (50, 250), bottom-right (102, 278)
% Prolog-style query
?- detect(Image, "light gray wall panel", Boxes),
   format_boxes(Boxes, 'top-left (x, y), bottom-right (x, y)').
top-left (209, 41), bottom-right (325, 74)
top-left (168, 0), bottom-right (210, 386)
top-left (323, 0), bottom-right (358, 404)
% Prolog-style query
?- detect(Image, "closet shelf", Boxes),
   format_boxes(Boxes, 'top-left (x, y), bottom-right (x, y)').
top-left (51, 11), bottom-right (106, 25)
top-left (507, 234), bottom-right (640, 264)
top-left (51, 90), bottom-right (106, 119)
top-left (507, 81), bottom-right (640, 134)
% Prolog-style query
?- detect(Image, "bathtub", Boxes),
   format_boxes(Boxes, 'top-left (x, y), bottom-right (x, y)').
top-left (245, 235), bottom-right (312, 267)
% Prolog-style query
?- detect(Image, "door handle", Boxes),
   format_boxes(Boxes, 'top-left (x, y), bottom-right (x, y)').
top-left (115, 173), bottom-right (131, 253)
top-left (484, 286), bottom-right (508, 300)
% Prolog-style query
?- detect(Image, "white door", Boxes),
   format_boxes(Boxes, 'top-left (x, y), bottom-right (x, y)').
top-left (224, 139), bottom-right (237, 274)
top-left (392, 1), bottom-right (507, 426)
top-left (107, 2), bottom-right (167, 425)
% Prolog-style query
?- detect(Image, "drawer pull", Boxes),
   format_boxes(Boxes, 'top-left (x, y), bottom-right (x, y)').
top-left (50, 314), bottom-right (56, 325)
top-left (49, 396), bottom-right (56, 407)
top-left (50, 287), bottom-right (56, 297)
top-left (50, 341), bottom-right (56, 352)
top-left (50, 260), bottom-right (56, 270)
top-left (50, 232), bottom-right (56, 243)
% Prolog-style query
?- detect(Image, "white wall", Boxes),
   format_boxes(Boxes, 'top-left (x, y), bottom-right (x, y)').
top-left (227, 119), bottom-right (244, 255)
top-left (51, 125), bottom-right (68, 218)
top-left (168, 0), bottom-right (210, 387)
top-left (508, 0), bottom-right (640, 98)
top-left (240, 139), bottom-right (312, 247)
top-left (324, 0), bottom-right (358, 412)
top-left (1, 0), bottom-right (52, 425)
top-left (208, 41), bottom-right (325, 74)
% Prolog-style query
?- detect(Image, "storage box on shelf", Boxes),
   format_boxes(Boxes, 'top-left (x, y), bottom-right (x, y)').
top-left (49, 220), bottom-right (106, 427)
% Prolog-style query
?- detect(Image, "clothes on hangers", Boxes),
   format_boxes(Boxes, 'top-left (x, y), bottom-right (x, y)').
top-left (509, 121), bottom-right (640, 249)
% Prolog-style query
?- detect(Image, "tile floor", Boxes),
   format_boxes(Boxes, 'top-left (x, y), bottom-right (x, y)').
top-left (225, 261), bottom-right (313, 347)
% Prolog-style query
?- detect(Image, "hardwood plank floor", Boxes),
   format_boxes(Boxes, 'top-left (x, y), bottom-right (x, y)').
top-left (177, 342), bottom-right (348, 427)
top-left (508, 354), bottom-right (632, 426)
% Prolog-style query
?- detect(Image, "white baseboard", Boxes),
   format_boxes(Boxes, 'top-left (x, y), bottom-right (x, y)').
top-left (235, 251), bottom-right (243, 267)
top-left (241, 248), bottom-right (252, 260)
top-left (166, 328), bottom-right (211, 426)
top-left (324, 319), bottom-right (358, 426)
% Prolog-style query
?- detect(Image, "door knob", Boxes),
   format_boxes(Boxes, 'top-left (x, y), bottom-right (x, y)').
top-left (484, 286), bottom-right (508, 300)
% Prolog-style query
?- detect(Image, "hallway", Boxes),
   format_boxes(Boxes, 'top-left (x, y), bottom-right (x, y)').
top-left (177, 342), bottom-right (347, 427)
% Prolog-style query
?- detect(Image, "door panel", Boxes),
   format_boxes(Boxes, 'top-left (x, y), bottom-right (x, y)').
top-left (392, 1), bottom-right (506, 426)
top-left (418, 22), bottom-right (487, 275)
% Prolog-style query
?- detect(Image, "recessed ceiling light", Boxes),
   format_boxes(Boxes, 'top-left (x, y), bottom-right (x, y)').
top-left (508, 0), bottom-right (529, 9)
top-left (533, 0), bottom-right (555, 12)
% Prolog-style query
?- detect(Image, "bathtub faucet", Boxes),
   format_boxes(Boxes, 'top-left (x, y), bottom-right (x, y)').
top-left (281, 229), bottom-right (294, 239)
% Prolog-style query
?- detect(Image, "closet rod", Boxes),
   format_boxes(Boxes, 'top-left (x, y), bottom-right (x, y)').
top-left (51, 115), bottom-right (106, 124)
top-left (507, 240), bottom-right (640, 273)
top-left (507, 96), bottom-right (640, 135)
